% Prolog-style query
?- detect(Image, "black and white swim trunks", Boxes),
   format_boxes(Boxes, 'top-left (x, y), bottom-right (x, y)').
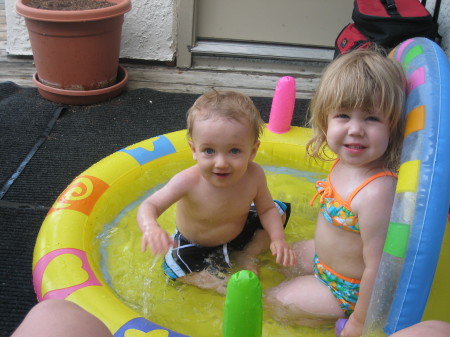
top-left (163, 200), bottom-right (291, 280)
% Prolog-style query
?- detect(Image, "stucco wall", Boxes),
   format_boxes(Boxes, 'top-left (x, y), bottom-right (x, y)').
top-left (425, 0), bottom-right (449, 57)
top-left (5, 0), bottom-right (450, 62)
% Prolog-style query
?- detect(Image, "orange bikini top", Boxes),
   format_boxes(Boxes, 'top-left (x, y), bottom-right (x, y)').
top-left (310, 161), bottom-right (397, 233)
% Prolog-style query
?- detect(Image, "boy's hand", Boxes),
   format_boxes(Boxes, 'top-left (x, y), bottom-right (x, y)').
top-left (270, 240), bottom-right (297, 267)
top-left (141, 226), bottom-right (174, 255)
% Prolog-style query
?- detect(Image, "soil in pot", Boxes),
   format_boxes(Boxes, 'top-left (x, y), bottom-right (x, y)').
top-left (26, 0), bottom-right (115, 10)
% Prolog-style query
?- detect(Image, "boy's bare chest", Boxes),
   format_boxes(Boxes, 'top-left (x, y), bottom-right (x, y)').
top-left (188, 181), bottom-right (256, 214)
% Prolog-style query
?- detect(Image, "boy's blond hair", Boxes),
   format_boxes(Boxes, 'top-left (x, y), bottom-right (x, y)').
top-left (306, 49), bottom-right (407, 171)
top-left (187, 90), bottom-right (264, 142)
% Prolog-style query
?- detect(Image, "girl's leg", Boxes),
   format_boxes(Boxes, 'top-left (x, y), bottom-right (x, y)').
top-left (390, 321), bottom-right (450, 337)
top-left (233, 236), bottom-right (316, 278)
top-left (281, 239), bottom-right (315, 277)
top-left (11, 299), bottom-right (112, 337)
top-left (265, 274), bottom-right (345, 327)
top-left (292, 240), bottom-right (315, 273)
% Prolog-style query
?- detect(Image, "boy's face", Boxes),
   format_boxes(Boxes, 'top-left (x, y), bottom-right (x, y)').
top-left (189, 116), bottom-right (259, 188)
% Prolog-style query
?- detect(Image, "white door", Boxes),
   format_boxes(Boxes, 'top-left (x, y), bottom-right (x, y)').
top-left (197, 0), bottom-right (353, 47)
top-left (177, 0), bottom-right (354, 67)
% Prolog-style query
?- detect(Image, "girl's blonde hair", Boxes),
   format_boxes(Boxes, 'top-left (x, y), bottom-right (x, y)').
top-left (306, 49), bottom-right (407, 171)
top-left (186, 90), bottom-right (264, 142)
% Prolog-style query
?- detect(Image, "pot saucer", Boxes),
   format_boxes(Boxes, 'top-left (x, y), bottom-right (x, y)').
top-left (33, 65), bottom-right (129, 105)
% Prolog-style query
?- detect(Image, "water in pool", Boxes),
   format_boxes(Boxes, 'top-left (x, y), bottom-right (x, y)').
top-left (97, 166), bottom-right (336, 336)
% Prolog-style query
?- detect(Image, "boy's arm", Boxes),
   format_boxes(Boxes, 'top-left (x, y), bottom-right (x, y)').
top-left (341, 177), bottom-right (396, 337)
top-left (137, 169), bottom-right (194, 255)
top-left (251, 165), bottom-right (296, 267)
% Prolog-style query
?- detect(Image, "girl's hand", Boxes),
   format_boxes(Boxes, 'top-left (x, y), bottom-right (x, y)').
top-left (339, 314), bottom-right (363, 337)
top-left (270, 240), bottom-right (297, 267)
top-left (141, 226), bottom-right (174, 255)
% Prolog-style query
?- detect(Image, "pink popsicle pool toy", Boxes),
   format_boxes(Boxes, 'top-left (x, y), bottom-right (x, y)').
top-left (267, 76), bottom-right (296, 134)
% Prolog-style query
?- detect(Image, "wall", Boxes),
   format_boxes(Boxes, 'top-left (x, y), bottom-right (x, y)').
top-left (425, 0), bottom-right (449, 58)
top-left (4, 0), bottom-right (450, 62)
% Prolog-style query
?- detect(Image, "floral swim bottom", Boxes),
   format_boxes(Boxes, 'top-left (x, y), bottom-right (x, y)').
top-left (313, 254), bottom-right (360, 316)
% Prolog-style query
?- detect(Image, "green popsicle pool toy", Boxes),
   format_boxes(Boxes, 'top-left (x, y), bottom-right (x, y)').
top-left (222, 270), bottom-right (263, 337)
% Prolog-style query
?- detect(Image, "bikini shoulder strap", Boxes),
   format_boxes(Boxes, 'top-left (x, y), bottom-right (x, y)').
top-left (347, 171), bottom-right (398, 204)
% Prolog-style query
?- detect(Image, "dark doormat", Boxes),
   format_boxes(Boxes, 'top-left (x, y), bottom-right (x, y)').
top-left (0, 81), bottom-right (309, 336)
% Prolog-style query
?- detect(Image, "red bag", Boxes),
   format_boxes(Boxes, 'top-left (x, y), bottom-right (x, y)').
top-left (334, 23), bottom-right (372, 58)
top-left (353, 0), bottom-right (438, 48)
top-left (334, 0), bottom-right (440, 58)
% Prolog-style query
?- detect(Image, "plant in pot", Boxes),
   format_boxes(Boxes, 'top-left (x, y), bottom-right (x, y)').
top-left (16, 0), bottom-right (132, 105)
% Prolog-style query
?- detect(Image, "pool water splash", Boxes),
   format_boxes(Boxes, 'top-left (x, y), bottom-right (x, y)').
top-left (97, 167), bottom-right (333, 337)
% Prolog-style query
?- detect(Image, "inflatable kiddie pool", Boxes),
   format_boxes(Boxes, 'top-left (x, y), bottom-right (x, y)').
top-left (33, 37), bottom-right (450, 336)
top-left (32, 122), bottom-right (335, 336)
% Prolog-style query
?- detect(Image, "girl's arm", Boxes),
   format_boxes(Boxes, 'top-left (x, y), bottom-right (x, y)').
top-left (137, 168), bottom-right (195, 255)
top-left (252, 165), bottom-right (296, 267)
top-left (341, 177), bottom-right (396, 337)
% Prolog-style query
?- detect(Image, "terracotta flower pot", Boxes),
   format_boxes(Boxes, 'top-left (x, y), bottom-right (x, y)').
top-left (16, 0), bottom-right (131, 105)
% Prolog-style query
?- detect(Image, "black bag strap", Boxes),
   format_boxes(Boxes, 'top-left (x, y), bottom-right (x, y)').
top-left (382, 0), bottom-right (441, 19)
top-left (433, 0), bottom-right (441, 23)
top-left (422, 0), bottom-right (441, 22)
top-left (382, 0), bottom-right (400, 16)
top-left (423, 0), bottom-right (442, 43)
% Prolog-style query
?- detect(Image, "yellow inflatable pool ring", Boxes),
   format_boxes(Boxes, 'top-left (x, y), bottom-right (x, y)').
top-left (32, 125), bottom-right (331, 336)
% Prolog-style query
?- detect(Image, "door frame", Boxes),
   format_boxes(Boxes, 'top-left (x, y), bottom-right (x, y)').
top-left (176, 0), bottom-right (196, 68)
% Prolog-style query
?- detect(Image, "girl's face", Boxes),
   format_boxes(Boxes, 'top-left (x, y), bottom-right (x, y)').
top-left (189, 117), bottom-right (259, 188)
top-left (326, 109), bottom-right (390, 168)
